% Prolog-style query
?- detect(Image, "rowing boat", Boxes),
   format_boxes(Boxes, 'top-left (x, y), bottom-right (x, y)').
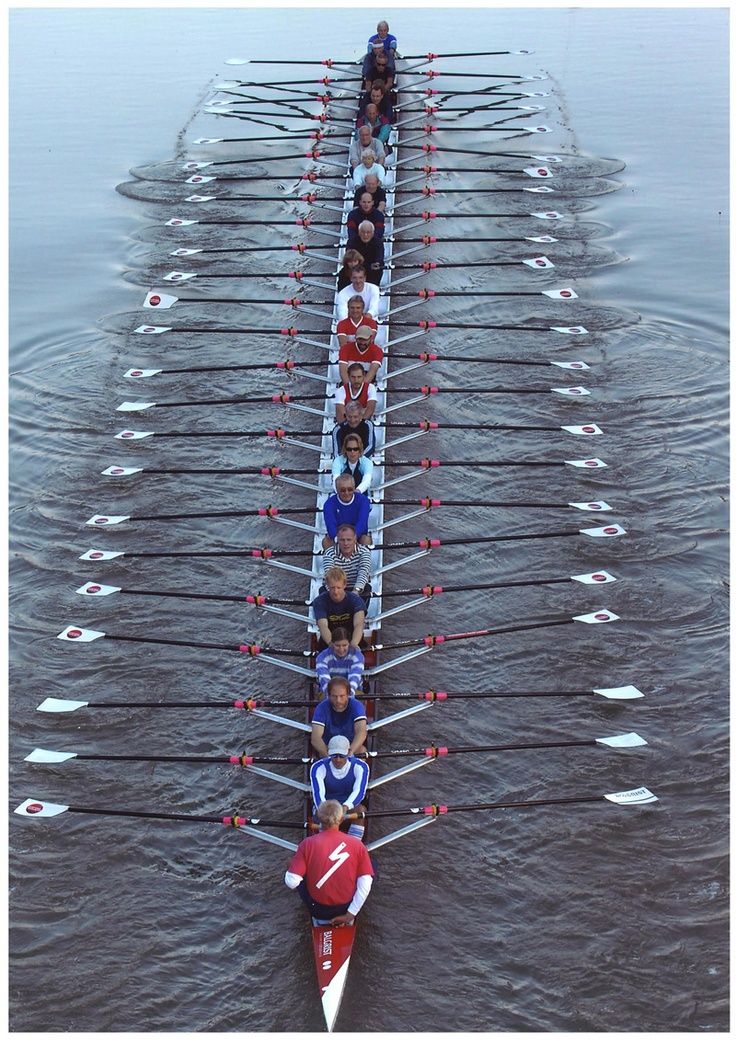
top-left (14, 35), bottom-right (658, 1033)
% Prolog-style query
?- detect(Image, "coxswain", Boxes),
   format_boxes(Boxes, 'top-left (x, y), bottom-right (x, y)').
top-left (322, 524), bottom-right (373, 608)
top-left (346, 191), bottom-right (385, 242)
top-left (357, 101), bottom-right (392, 145)
top-left (352, 170), bottom-right (386, 213)
top-left (334, 364), bottom-right (377, 424)
top-left (338, 326), bottom-right (384, 385)
top-left (321, 478), bottom-right (372, 548)
top-left (311, 676), bottom-right (368, 756)
top-left (353, 220), bottom-right (384, 285)
top-left (335, 265), bottom-right (380, 321)
top-left (335, 295), bottom-right (378, 351)
top-left (315, 626), bottom-right (366, 696)
top-left (365, 20), bottom-right (398, 58)
top-left (332, 399), bottom-right (376, 457)
top-left (351, 149), bottom-right (386, 188)
top-left (284, 798), bottom-right (374, 926)
top-left (310, 736), bottom-right (370, 841)
top-left (349, 123), bottom-right (386, 170)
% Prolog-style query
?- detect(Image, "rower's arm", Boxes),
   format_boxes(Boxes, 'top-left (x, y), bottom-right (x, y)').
top-left (349, 717), bottom-right (367, 754)
top-left (311, 723), bottom-right (329, 758)
top-left (316, 617), bottom-right (333, 646)
top-left (366, 361), bottom-right (380, 384)
top-left (338, 361), bottom-right (350, 385)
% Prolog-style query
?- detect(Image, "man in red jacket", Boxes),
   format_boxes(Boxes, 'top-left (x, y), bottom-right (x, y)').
top-left (284, 799), bottom-right (375, 925)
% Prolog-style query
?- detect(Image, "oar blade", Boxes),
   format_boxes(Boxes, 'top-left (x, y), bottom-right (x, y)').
top-left (57, 625), bottom-right (105, 643)
top-left (14, 798), bottom-right (70, 818)
top-left (604, 787), bottom-right (658, 805)
top-left (37, 698), bottom-right (90, 713)
top-left (595, 732), bottom-right (647, 749)
top-left (573, 609), bottom-right (619, 624)
top-left (25, 748), bottom-right (78, 763)
top-left (593, 685), bottom-right (645, 700)
top-left (570, 570), bottom-right (617, 585)
top-left (77, 582), bottom-right (121, 598)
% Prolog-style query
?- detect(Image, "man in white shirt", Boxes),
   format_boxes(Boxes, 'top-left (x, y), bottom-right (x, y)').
top-left (349, 124), bottom-right (386, 169)
top-left (335, 266), bottom-right (380, 321)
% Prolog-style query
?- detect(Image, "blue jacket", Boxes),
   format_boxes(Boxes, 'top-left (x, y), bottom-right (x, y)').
top-left (323, 491), bottom-right (371, 540)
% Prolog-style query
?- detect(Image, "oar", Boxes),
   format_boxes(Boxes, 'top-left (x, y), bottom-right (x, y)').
top-left (24, 732), bottom-right (645, 768)
top-left (55, 609), bottom-right (620, 657)
top-left (160, 209), bottom-right (567, 226)
top-left (138, 287), bottom-right (578, 309)
top-left (347, 786), bottom-right (659, 820)
top-left (400, 50), bottom-right (535, 59)
top-left (14, 798), bottom-right (306, 830)
top-left (35, 684), bottom-right (646, 713)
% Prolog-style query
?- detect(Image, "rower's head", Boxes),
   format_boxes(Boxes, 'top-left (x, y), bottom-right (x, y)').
top-left (374, 51), bottom-right (389, 72)
top-left (336, 524), bottom-right (358, 557)
top-left (327, 676), bottom-right (351, 712)
top-left (346, 363), bottom-right (366, 391)
top-left (376, 20), bottom-right (390, 38)
top-left (358, 220), bottom-right (375, 244)
top-left (358, 124), bottom-right (373, 146)
top-left (335, 475), bottom-right (356, 503)
top-left (358, 191), bottom-right (374, 215)
top-left (347, 294), bottom-right (366, 322)
top-left (360, 149), bottom-right (377, 169)
top-left (364, 102), bottom-right (379, 123)
top-left (316, 798), bottom-right (344, 829)
top-left (370, 84), bottom-right (385, 106)
top-left (330, 626), bottom-right (351, 659)
top-left (342, 248), bottom-right (363, 273)
top-left (363, 172), bottom-right (380, 193)
top-left (349, 265), bottom-right (367, 290)
top-left (344, 401), bottom-right (365, 428)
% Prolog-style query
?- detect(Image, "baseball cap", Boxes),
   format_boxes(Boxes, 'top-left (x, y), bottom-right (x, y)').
top-left (327, 735), bottom-right (351, 756)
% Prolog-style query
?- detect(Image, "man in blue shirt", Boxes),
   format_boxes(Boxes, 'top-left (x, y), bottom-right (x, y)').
top-left (310, 735), bottom-right (370, 840)
top-left (311, 678), bottom-right (368, 759)
top-left (311, 567), bottom-right (366, 648)
top-left (322, 474), bottom-right (372, 549)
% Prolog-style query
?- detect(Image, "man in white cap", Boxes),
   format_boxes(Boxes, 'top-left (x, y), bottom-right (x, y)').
top-left (310, 735), bottom-right (370, 840)
top-left (284, 799), bottom-right (375, 926)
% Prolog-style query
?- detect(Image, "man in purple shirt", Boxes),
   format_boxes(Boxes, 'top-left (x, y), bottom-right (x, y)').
top-left (322, 474), bottom-right (372, 549)
top-left (311, 567), bottom-right (366, 649)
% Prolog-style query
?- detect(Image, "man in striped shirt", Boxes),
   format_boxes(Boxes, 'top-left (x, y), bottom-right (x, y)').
top-left (310, 735), bottom-right (370, 841)
top-left (322, 524), bottom-right (372, 607)
top-left (316, 627), bottom-right (365, 695)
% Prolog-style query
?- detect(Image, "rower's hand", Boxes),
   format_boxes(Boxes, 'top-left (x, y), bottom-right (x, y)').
top-left (331, 913), bottom-right (355, 927)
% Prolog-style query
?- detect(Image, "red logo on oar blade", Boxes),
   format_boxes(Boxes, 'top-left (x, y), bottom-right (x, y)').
top-left (66, 629), bottom-right (83, 639)
top-left (26, 802), bottom-right (45, 814)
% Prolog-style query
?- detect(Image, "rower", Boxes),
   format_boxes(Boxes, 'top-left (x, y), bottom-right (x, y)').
top-left (310, 736), bottom-right (369, 840)
top-left (351, 149), bottom-right (386, 188)
top-left (363, 48), bottom-right (396, 92)
top-left (353, 220), bottom-right (384, 285)
top-left (310, 676), bottom-right (368, 757)
top-left (335, 295), bottom-right (378, 351)
top-left (360, 82), bottom-right (393, 121)
top-left (322, 524), bottom-right (373, 608)
top-left (335, 266), bottom-right (380, 322)
top-left (336, 249), bottom-right (366, 291)
top-left (315, 626), bottom-right (366, 696)
top-left (284, 798), bottom-right (375, 927)
top-left (352, 171), bottom-right (386, 213)
top-left (321, 478), bottom-right (372, 548)
top-left (346, 192), bottom-right (385, 242)
top-left (338, 326), bottom-right (384, 385)
top-left (312, 566), bottom-right (367, 648)
top-left (349, 123), bottom-right (386, 170)
top-left (365, 20), bottom-right (398, 59)
top-left (334, 363), bottom-right (377, 423)
top-left (332, 399), bottom-right (376, 457)
top-left (356, 101), bottom-right (392, 146)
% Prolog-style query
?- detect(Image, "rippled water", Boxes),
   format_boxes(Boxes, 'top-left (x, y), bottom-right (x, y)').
top-left (9, 7), bottom-right (728, 1034)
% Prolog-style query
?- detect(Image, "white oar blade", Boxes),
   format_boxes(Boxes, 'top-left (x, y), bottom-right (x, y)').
top-left (528, 125), bottom-right (551, 133)
top-left (550, 325), bottom-right (588, 334)
top-left (225, 57), bottom-right (251, 65)
top-left (85, 514), bottom-right (130, 527)
top-left (76, 582), bottom-right (121, 598)
top-left (604, 787), bottom-right (658, 806)
top-left (101, 466), bottom-right (143, 477)
top-left (116, 401), bottom-right (156, 413)
top-left (163, 271), bottom-right (197, 282)
top-left (185, 175), bottom-right (216, 185)
top-left (530, 211), bottom-right (564, 220)
top-left (170, 248), bottom-right (203, 256)
top-left (165, 218), bottom-right (199, 227)
top-left (570, 570), bottom-right (617, 585)
top-left (25, 748), bottom-right (78, 763)
top-left (580, 523), bottom-right (626, 538)
top-left (524, 185), bottom-right (555, 194)
top-left (37, 698), bottom-right (90, 713)
top-left (573, 609), bottom-right (619, 624)
top-left (124, 369), bottom-right (162, 379)
top-left (596, 732), bottom-right (647, 749)
top-left (144, 292), bottom-right (178, 309)
top-left (562, 424), bottom-right (602, 436)
top-left (523, 166), bottom-right (554, 179)
top-left (530, 153), bottom-right (560, 161)
top-left (565, 458), bottom-right (607, 469)
top-left (15, 799), bottom-right (70, 818)
top-left (552, 385), bottom-right (590, 397)
top-left (182, 160), bottom-right (213, 170)
top-left (543, 287), bottom-right (578, 300)
top-left (568, 500), bottom-right (611, 512)
top-left (185, 194), bottom-right (217, 203)
top-left (518, 104), bottom-right (545, 112)
top-left (115, 430), bottom-right (154, 440)
top-left (134, 325), bottom-right (171, 334)
top-left (522, 255), bottom-right (554, 269)
top-left (593, 684), bottom-right (645, 700)
top-left (57, 625), bottom-right (106, 642)
top-left (79, 549), bottom-right (125, 561)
